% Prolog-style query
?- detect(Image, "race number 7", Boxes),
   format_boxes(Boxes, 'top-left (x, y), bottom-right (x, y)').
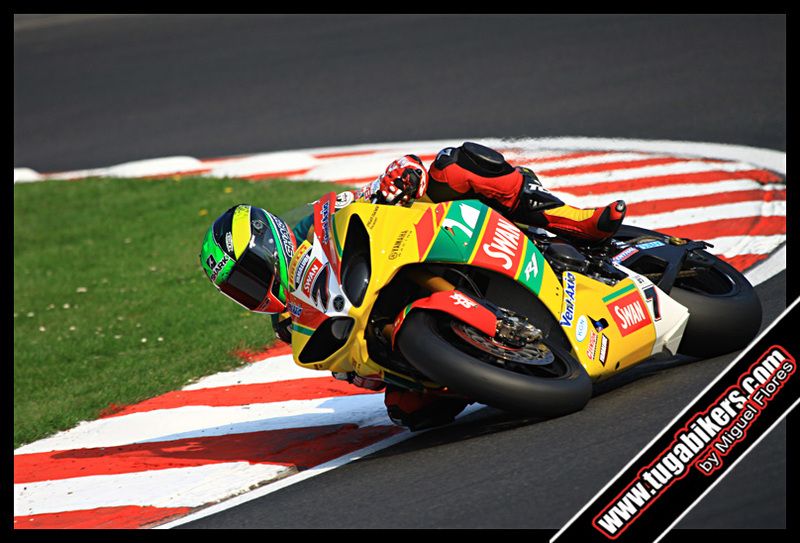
top-left (643, 286), bottom-right (661, 321)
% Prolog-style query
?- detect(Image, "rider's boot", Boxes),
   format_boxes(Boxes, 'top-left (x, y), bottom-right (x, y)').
top-left (528, 200), bottom-right (628, 245)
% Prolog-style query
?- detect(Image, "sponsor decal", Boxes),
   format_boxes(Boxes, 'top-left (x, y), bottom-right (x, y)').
top-left (332, 295), bottom-right (345, 312)
top-left (480, 215), bottom-right (522, 271)
top-left (271, 215), bottom-right (295, 262)
top-left (637, 240), bottom-right (666, 250)
top-left (291, 247), bottom-right (313, 291)
top-left (450, 291), bottom-right (477, 309)
top-left (206, 254), bottom-right (216, 269)
top-left (388, 229), bottom-right (411, 260)
top-left (366, 204), bottom-right (380, 229)
top-left (608, 291), bottom-right (652, 337)
top-left (576, 315), bottom-right (589, 342)
top-left (586, 330), bottom-right (598, 360)
top-left (523, 175), bottom-right (551, 195)
top-left (560, 271), bottom-right (577, 327)
top-left (302, 259), bottom-right (324, 298)
top-left (523, 250), bottom-right (539, 280)
top-left (426, 202), bottom-right (484, 263)
top-left (442, 203), bottom-right (480, 239)
top-left (225, 231), bottom-right (234, 253)
top-left (612, 247), bottom-right (639, 263)
top-left (643, 285), bottom-right (663, 321)
top-left (288, 301), bottom-right (303, 318)
top-left (209, 254), bottom-right (230, 282)
top-left (598, 334), bottom-right (609, 366)
top-left (310, 264), bottom-right (331, 310)
top-left (335, 190), bottom-right (355, 210)
top-left (319, 201), bottom-right (331, 245)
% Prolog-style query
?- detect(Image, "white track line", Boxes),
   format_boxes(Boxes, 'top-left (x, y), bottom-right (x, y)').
top-left (560, 180), bottom-right (784, 209)
top-left (520, 151), bottom-right (667, 170)
top-left (154, 402), bottom-right (486, 529)
top-left (540, 160), bottom-right (759, 188)
top-left (205, 152), bottom-right (319, 178)
top-left (704, 235), bottom-right (786, 258)
top-left (15, 462), bottom-right (290, 516)
top-left (745, 245), bottom-right (786, 286)
top-left (182, 353), bottom-right (325, 390)
top-left (524, 137), bottom-right (785, 174)
top-left (15, 394), bottom-right (391, 455)
top-left (625, 200), bottom-right (785, 230)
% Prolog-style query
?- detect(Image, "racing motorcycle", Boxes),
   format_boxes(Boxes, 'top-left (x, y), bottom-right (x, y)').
top-left (285, 191), bottom-right (762, 418)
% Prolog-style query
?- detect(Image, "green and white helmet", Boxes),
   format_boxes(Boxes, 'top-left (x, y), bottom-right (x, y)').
top-left (200, 204), bottom-right (296, 314)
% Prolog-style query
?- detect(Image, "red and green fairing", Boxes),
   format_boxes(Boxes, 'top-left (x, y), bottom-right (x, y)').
top-left (415, 200), bottom-right (548, 296)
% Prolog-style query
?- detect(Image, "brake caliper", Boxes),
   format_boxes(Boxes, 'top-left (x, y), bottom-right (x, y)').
top-left (494, 308), bottom-right (543, 349)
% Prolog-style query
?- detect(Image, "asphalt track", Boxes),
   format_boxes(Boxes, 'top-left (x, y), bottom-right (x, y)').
top-left (14, 14), bottom-right (787, 531)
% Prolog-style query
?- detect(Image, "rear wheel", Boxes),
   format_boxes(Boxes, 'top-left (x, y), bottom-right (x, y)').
top-left (670, 252), bottom-right (762, 357)
top-left (396, 311), bottom-right (592, 418)
top-left (614, 225), bottom-right (762, 357)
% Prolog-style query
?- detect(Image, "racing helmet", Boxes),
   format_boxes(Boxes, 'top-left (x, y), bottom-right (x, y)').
top-left (200, 204), bottom-right (296, 314)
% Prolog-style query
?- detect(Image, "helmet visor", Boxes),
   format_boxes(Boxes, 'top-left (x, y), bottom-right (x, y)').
top-left (219, 247), bottom-right (274, 310)
top-left (218, 211), bottom-right (285, 312)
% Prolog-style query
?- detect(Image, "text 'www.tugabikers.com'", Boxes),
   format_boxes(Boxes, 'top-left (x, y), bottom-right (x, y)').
top-left (592, 346), bottom-right (795, 539)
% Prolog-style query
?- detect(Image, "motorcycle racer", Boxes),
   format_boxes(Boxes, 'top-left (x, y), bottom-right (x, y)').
top-left (199, 142), bottom-right (627, 430)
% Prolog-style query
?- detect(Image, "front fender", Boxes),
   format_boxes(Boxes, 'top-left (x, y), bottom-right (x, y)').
top-left (391, 290), bottom-right (497, 347)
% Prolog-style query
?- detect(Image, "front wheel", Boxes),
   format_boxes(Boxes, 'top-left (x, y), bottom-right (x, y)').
top-left (396, 311), bottom-right (592, 418)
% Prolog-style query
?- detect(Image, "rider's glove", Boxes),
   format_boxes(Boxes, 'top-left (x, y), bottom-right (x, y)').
top-left (374, 155), bottom-right (428, 205)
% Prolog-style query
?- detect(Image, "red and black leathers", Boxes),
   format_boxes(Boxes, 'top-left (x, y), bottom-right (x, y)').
top-left (426, 142), bottom-right (626, 245)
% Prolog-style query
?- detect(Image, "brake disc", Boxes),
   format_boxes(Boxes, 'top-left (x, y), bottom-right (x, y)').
top-left (451, 321), bottom-right (555, 366)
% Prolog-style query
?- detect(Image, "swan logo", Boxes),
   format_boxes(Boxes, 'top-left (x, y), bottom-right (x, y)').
top-left (481, 216), bottom-right (521, 271)
top-left (609, 291), bottom-right (651, 337)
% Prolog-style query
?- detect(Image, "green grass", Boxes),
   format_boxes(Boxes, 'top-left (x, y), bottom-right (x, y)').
top-left (14, 176), bottom-right (334, 448)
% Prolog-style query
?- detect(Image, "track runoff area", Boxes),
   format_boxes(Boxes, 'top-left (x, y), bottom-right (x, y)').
top-left (13, 137), bottom-right (787, 530)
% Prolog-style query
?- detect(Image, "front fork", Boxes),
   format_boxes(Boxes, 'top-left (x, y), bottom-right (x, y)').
top-left (381, 269), bottom-right (458, 339)
top-left (387, 269), bottom-right (543, 350)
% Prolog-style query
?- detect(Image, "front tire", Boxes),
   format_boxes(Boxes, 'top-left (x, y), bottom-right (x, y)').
top-left (396, 311), bottom-right (592, 418)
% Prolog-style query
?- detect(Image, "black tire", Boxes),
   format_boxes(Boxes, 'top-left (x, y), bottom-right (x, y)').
top-left (670, 253), bottom-right (762, 357)
top-left (396, 311), bottom-right (592, 418)
top-left (614, 225), bottom-right (762, 358)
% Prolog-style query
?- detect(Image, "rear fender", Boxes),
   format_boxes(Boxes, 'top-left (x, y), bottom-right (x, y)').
top-left (391, 290), bottom-right (497, 348)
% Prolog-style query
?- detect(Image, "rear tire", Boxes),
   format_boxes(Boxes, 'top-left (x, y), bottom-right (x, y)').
top-left (671, 254), bottom-right (762, 357)
top-left (397, 311), bottom-right (592, 418)
top-left (614, 225), bottom-right (762, 358)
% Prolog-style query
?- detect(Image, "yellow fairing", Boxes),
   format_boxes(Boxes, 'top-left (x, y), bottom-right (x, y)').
top-left (289, 201), bottom-right (440, 386)
top-left (288, 199), bottom-right (655, 387)
top-left (563, 273), bottom-right (656, 381)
